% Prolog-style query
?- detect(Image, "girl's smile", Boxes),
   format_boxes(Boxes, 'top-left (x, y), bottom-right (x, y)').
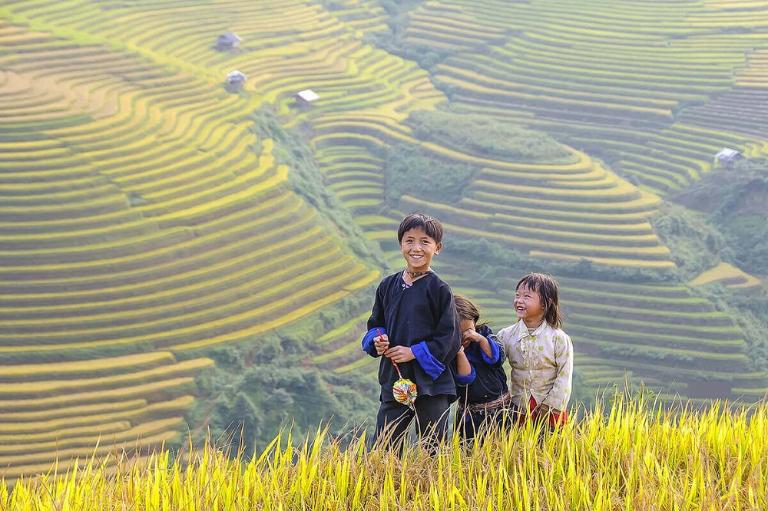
top-left (514, 284), bottom-right (545, 328)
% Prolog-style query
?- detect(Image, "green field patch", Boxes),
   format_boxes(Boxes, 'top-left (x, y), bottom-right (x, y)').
top-left (568, 312), bottom-right (742, 345)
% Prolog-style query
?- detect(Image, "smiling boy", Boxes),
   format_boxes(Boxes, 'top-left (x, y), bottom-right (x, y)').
top-left (361, 213), bottom-right (461, 452)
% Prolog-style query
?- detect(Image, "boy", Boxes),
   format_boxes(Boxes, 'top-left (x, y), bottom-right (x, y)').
top-left (361, 212), bottom-right (461, 452)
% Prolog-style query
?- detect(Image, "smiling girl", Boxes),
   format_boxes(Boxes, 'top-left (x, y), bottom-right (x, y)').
top-left (497, 273), bottom-right (573, 427)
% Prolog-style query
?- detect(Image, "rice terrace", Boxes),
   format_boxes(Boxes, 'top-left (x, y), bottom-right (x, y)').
top-left (0, 0), bottom-right (767, 509)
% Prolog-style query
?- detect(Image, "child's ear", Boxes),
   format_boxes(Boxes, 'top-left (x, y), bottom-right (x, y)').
top-left (435, 242), bottom-right (443, 254)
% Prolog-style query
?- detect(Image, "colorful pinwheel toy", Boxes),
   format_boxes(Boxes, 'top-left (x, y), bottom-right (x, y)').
top-left (379, 329), bottom-right (417, 409)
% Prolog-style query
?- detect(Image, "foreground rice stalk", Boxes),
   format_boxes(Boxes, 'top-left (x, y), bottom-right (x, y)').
top-left (2, 397), bottom-right (766, 510)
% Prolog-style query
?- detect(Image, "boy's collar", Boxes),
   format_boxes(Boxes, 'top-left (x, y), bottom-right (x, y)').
top-left (405, 267), bottom-right (432, 279)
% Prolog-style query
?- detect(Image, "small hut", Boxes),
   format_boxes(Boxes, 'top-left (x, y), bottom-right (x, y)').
top-left (216, 32), bottom-right (242, 51)
top-left (225, 70), bottom-right (247, 92)
top-left (714, 148), bottom-right (743, 168)
top-left (295, 89), bottom-right (320, 107)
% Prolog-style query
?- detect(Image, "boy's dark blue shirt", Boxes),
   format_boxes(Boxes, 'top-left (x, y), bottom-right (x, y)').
top-left (454, 325), bottom-right (508, 406)
top-left (362, 271), bottom-right (461, 402)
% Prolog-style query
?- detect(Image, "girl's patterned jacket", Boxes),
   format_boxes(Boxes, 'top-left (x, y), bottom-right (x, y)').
top-left (497, 320), bottom-right (573, 412)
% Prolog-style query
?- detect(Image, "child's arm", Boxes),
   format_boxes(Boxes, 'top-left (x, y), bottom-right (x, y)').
top-left (463, 326), bottom-right (503, 366)
top-left (541, 333), bottom-right (574, 412)
top-left (454, 346), bottom-right (476, 386)
top-left (496, 326), bottom-right (516, 366)
top-left (361, 283), bottom-right (387, 358)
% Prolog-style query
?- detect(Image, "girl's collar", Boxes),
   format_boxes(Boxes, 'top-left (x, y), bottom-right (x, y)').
top-left (517, 318), bottom-right (546, 337)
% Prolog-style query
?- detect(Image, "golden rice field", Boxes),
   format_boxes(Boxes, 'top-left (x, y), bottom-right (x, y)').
top-left (2, 396), bottom-right (767, 510)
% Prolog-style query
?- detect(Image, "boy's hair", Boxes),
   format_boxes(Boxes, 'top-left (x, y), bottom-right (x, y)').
top-left (397, 212), bottom-right (443, 244)
top-left (516, 273), bottom-right (563, 329)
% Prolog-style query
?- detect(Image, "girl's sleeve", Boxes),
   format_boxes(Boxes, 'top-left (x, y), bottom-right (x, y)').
top-left (362, 282), bottom-right (386, 357)
top-left (496, 326), bottom-right (514, 364)
top-left (542, 333), bottom-right (573, 411)
top-left (454, 365), bottom-right (476, 386)
top-left (410, 283), bottom-right (461, 380)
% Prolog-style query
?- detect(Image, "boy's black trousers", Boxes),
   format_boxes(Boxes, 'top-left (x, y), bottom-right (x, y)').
top-left (374, 395), bottom-right (451, 454)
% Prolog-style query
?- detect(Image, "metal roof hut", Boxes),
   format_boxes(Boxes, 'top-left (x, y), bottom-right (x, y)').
top-left (715, 148), bottom-right (744, 168)
top-left (225, 70), bottom-right (247, 92)
top-left (295, 89), bottom-right (320, 107)
top-left (216, 32), bottom-right (242, 51)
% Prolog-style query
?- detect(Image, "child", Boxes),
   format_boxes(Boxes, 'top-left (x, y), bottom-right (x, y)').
top-left (497, 273), bottom-right (573, 428)
top-left (361, 212), bottom-right (461, 452)
top-left (453, 295), bottom-right (510, 443)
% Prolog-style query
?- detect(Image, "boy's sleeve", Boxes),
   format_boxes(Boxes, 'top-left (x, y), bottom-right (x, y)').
top-left (362, 282), bottom-right (386, 357)
top-left (478, 327), bottom-right (504, 366)
top-left (542, 333), bottom-right (574, 411)
top-left (411, 283), bottom-right (461, 381)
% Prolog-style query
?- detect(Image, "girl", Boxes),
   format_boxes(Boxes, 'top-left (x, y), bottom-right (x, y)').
top-left (453, 295), bottom-right (511, 442)
top-left (497, 273), bottom-right (573, 427)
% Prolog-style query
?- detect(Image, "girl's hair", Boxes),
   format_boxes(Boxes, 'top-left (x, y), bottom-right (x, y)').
top-left (454, 294), bottom-right (488, 329)
top-left (516, 273), bottom-right (563, 329)
top-left (454, 294), bottom-right (480, 323)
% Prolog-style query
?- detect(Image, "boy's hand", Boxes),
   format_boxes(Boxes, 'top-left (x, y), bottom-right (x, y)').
top-left (374, 333), bottom-right (389, 355)
top-left (385, 346), bottom-right (415, 363)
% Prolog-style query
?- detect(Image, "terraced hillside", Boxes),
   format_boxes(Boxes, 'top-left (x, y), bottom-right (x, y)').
top-left (1, 0), bottom-right (767, 482)
top-left (418, 0), bottom-right (768, 193)
top-left (305, 0), bottom-right (768, 400)
top-left (0, 352), bottom-right (210, 482)
top-left (0, 0), bottom-right (441, 481)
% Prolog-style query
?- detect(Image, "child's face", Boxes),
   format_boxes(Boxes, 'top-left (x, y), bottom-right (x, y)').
top-left (400, 227), bottom-right (441, 272)
top-left (459, 318), bottom-right (475, 347)
top-left (514, 284), bottom-right (545, 324)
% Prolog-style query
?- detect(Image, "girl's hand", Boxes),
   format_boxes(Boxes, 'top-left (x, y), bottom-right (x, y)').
top-left (374, 333), bottom-right (389, 355)
top-left (461, 328), bottom-right (483, 344)
top-left (385, 346), bottom-right (415, 363)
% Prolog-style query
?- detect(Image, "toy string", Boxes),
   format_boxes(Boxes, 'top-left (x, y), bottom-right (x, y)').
top-left (378, 328), bottom-right (404, 378)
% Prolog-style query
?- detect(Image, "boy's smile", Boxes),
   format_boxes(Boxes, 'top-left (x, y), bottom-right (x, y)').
top-left (400, 227), bottom-right (441, 273)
